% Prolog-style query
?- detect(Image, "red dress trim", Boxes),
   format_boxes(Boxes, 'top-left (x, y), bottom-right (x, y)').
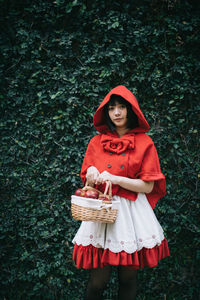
top-left (73, 238), bottom-right (170, 269)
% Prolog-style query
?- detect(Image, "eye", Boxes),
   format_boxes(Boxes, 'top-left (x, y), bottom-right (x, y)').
top-left (108, 106), bottom-right (114, 111)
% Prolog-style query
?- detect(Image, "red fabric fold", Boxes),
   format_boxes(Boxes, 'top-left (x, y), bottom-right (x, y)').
top-left (73, 238), bottom-right (170, 269)
top-left (100, 134), bottom-right (135, 154)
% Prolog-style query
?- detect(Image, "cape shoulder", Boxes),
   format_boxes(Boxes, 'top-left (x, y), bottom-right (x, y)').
top-left (89, 134), bottom-right (102, 143)
top-left (134, 133), bottom-right (156, 151)
top-left (135, 132), bottom-right (154, 143)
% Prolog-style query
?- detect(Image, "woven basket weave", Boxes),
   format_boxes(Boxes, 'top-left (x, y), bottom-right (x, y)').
top-left (71, 181), bottom-right (119, 224)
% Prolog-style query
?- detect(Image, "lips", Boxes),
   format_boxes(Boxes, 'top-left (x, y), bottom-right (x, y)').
top-left (114, 118), bottom-right (122, 121)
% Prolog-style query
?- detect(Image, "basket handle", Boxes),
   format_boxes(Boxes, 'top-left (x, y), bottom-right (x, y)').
top-left (103, 181), bottom-right (112, 199)
top-left (83, 180), bottom-right (112, 202)
top-left (82, 180), bottom-right (100, 193)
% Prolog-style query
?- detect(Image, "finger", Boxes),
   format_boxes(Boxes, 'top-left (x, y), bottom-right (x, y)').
top-left (93, 173), bottom-right (99, 181)
top-left (95, 176), bottom-right (103, 185)
top-left (87, 175), bottom-right (95, 185)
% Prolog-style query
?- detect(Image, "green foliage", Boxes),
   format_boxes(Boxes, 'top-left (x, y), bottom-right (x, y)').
top-left (0, 0), bottom-right (199, 299)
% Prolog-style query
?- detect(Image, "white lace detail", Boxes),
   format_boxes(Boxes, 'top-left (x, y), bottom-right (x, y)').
top-left (74, 231), bottom-right (164, 253)
top-left (72, 193), bottom-right (166, 254)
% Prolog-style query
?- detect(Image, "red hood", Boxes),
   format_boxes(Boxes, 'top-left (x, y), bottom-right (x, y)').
top-left (93, 85), bottom-right (150, 134)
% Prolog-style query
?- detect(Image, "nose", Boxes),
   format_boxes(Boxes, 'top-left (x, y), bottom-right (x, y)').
top-left (114, 107), bottom-right (121, 115)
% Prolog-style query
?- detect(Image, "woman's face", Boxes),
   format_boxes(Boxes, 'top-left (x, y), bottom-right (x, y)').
top-left (108, 101), bottom-right (128, 129)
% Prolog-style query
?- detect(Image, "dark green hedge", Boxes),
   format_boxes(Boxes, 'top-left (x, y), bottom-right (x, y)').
top-left (0, 0), bottom-right (199, 299)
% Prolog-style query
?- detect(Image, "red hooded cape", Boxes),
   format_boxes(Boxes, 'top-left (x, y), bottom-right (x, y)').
top-left (80, 85), bottom-right (166, 209)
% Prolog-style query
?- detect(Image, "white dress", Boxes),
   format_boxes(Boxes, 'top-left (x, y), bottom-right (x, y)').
top-left (72, 193), bottom-right (165, 254)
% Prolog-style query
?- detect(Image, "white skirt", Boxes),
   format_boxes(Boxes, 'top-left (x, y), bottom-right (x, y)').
top-left (72, 193), bottom-right (165, 254)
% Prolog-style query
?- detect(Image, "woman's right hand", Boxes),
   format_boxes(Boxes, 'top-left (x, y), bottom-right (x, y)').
top-left (86, 166), bottom-right (100, 186)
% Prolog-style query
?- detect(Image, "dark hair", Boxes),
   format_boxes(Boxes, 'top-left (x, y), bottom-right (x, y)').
top-left (104, 94), bottom-right (139, 132)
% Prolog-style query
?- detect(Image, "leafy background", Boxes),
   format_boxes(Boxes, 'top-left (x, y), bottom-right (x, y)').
top-left (0, 0), bottom-right (199, 299)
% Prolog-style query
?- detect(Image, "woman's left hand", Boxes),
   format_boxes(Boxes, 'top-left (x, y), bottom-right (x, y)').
top-left (96, 171), bottom-right (154, 193)
top-left (95, 171), bottom-right (118, 185)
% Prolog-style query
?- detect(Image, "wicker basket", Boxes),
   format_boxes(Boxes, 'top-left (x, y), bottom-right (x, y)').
top-left (71, 181), bottom-right (119, 224)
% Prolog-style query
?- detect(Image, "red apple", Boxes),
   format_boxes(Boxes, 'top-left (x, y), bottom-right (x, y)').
top-left (75, 188), bottom-right (86, 197)
top-left (85, 190), bottom-right (99, 199)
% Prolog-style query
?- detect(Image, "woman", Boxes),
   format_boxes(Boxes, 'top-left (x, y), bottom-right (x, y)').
top-left (72, 85), bottom-right (170, 300)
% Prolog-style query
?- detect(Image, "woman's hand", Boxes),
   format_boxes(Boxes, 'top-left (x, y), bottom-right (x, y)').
top-left (96, 171), bottom-right (154, 194)
top-left (87, 169), bottom-right (154, 194)
top-left (86, 166), bottom-right (100, 186)
top-left (95, 171), bottom-right (118, 185)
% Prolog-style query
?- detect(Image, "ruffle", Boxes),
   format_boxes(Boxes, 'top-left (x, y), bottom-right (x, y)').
top-left (73, 238), bottom-right (170, 269)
